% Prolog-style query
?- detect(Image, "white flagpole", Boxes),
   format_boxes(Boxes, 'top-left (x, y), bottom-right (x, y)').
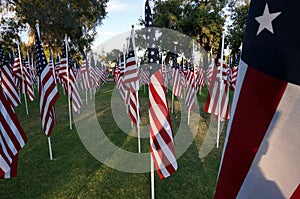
top-left (86, 90), bottom-right (88, 105)
top-left (48, 137), bottom-right (53, 160)
top-left (188, 41), bottom-right (196, 125)
top-left (150, 153), bottom-right (155, 199)
top-left (48, 50), bottom-right (55, 160)
top-left (171, 93), bottom-right (174, 114)
top-left (90, 87), bottom-right (93, 99)
top-left (83, 49), bottom-right (88, 105)
top-left (217, 31), bottom-right (225, 148)
top-left (30, 53), bottom-right (36, 92)
top-left (188, 109), bottom-right (191, 125)
top-left (123, 45), bottom-right (129, 114)
top-left (131, 25), bottom-right (141, 153)
top-left (65, 35), bottom-right (72, 130)
top-left (136, 86), bottom-right (141, 153)
top-left (17, 42), bottom-right (29, 115)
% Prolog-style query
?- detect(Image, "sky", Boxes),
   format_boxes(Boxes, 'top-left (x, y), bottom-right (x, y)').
top-left (91, 0), bottom-right (147, 51)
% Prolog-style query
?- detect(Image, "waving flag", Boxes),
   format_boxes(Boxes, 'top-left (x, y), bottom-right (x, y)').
top-left (34, 26), bottom-right (59, 137)
top-left (184, 62), bottom-right (195, 111)
top-left (60, 42), bottom-right (82, 113)
top-left (0, 43), bottom-right (21, 107)
top-left (205, 40), bottom-right (228, 115)
top-left (214, 1), bottom-right (300, 198)
top-left (146, 0), bottom-right (177, 179)
top-left (13, 52), bottom-right (34, 102)
top-left (171, 53), bottom-right (182, 99)
top-left (227, 50), bottom-right (240, 91)
top-left (0, 87), bottom-right (27, 178)
top-left (125, 29), bottom-right (140, 127)
top-left (80, 53), bottom-right (92, 91)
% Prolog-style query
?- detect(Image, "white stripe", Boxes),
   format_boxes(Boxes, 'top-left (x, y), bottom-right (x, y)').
top-left (0, 101), bottom-right (25, 152)
top-left (237, 83), bottom-right (300, 199)
top-left (0, 134), bottom-right (12, 163)
top-left (208, 81), bottom-right (219, 112)
top-left (0, 155), bottom-right (10, 174)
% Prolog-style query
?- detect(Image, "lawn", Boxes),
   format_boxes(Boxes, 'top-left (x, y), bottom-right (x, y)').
top-left (0, 82), bottom-right (227, 199)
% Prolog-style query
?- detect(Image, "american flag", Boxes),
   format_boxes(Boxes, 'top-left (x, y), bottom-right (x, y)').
top-left (204, 61), bottom-right (230, 121)
top-left (114, 64), bottom-right (120, 83)
top-left (95, 67), bottom-right (106, 84)
top-left (171, 53), bottom-right (182, 99)
top-left (227, 50), bottom-right (240, 91)
top-left (0, 43), bottom-right (21, 107)
top-left (60, 42), bottom-right (82, 113)
top-left (13, 53), bottom-right (35, 101)
top-left (24, 53), bottom-right (34, 84)
top-left (146, 0), bottom-right (177, 179)
top-left (34, 27), bottom-right (60, 137)
top-left (89, 55), bottom-right (99, 88)
top-left (22, 54), bottom-right (35, 102)
top-left (184, 62), bottom-right (196, 111)
top-left (80, 53), bottom-right (92, 91)
top-left (215, 1), bottom-right (300, 198)
top-left (125, 30), bottom-right (140, 127)
top-left (54, 54), bottom-right (62, 85)
top-left (0, 43), bottom-right (25, 179)
top-left (194, 67), bottom-right (205, 93)
top-left (0, 87), bottom-right (27, 178)
top-left (124, 30), bottom-right (138, 89)
top-left (139, 66), bottom-right (150, 86)
top-left (206, 61), bottom-right (214, 86)
top-left (117, 55), bottom-right (127, 101)
top-left (48, 50), bottom-right (57, 85)
top-left (180, 58), bottom-right (186, 87)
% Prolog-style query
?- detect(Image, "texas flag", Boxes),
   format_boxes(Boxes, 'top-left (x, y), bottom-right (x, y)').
top-left (214, 1), bottom-right (300, 199)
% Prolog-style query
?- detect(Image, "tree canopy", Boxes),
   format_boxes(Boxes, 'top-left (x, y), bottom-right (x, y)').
top-left (227, 0), bottom-right (249, 56)
top-left (0, 0), bottom-right (108, 52)
top-left (152, 0), bottom-right (226, 53)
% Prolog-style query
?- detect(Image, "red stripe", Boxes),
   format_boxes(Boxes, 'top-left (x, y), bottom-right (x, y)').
top-left (149, 69), bottom-right (176, 179)
top-left (40, 68), bottom-right (59, 137)
top-left (214, 66), bottom-right (287, 198)
top-left (290, 184), bottom-right (300, 199)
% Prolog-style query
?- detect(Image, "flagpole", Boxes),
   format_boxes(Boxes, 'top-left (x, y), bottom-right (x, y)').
top-left (217, 31), bottom-right (225, 148)
top-left (48, 137), bottom-right (53, 160)
top-left (188, 41), bottom-right (196, 125)
top-left (84, 49), bottom-right (88, 105)
top-left (171, 93), bottom-right (174, 114)
top-left (123, 45), bottom-right (129, 114)
top-left (150, 153), bottom-right (155, 199)
top-left (65, 35), bottom-right (72, 130)
top-left (17, 42), bottom-right (29, 115)
top-left (30, 52), bottom-right (35, 92)
top-left (131, 25), bottom-right (141, 154)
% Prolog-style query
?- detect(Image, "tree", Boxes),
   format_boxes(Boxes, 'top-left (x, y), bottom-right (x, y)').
top-left (105, 49), bottom-right (122, 63)
top-left (227, 0), bottom-right (250, 56)
top-left (0, 0), bottom-right (108, 52)
top-left (152, 0), bottom-right (226, 53)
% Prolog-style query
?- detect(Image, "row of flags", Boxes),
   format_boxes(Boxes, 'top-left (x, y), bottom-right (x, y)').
top-left (0, 25), bottom-right (108, 178)
top-left (4, 0), bottom-right (298, 198)
top-left (113, 1), bottom-right (240, 182)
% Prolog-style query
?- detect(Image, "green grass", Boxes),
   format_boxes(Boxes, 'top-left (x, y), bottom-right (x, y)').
top-left (0, 82), bottom-right (227, 199)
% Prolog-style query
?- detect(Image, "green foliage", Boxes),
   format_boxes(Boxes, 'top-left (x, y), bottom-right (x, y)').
top-left (227, 0), bottom-right (250, 56)
top-left (0, 0), bottom-right (108, 52)
top-left (152, 0), bottom-right (226, 53)
top-left (104, 48), bottom-right (122, 64)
